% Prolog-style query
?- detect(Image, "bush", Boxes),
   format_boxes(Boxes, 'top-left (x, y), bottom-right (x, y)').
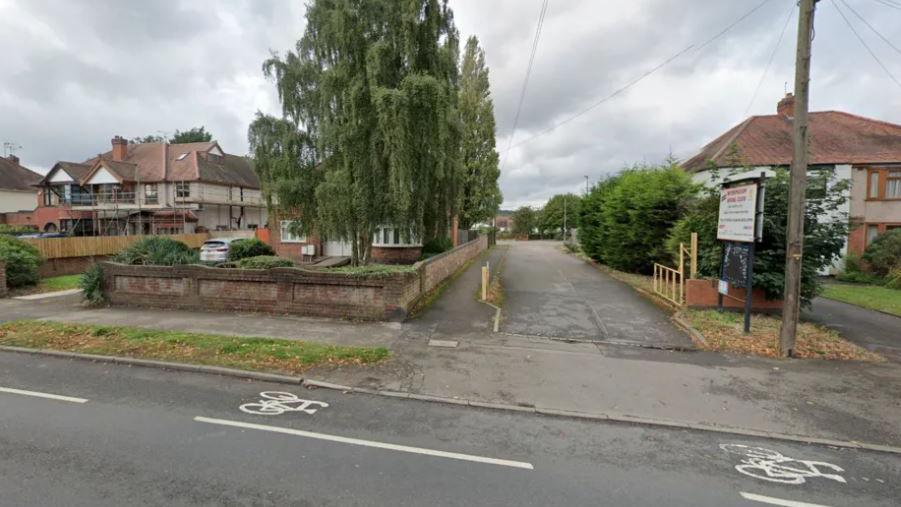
top-left (80, 264), bottom-right (106, 305)
top-left (862, 229), bottom-right (901, 277)
top-left (0, 224), bottom-right (38, 236)
top-left (835, 253), bottom-right (883, 284)
top-left (422, 237), bottom-right (453, 255)
top-left (0, 236), bottom-right (42, 288)
top-left (886, 267), bottom-right (901, 290)
top-left (235, 255), bottom-right (294, 269)
top-left (227, 238), bottom-right (274, 261)
top-left (112, 237), bottom-right (198, 266)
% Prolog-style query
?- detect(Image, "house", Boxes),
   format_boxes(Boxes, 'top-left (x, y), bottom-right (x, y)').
top-left (0, 154), bottom-right (41, 214)
top-left (683, 94), bottom-right (901, 258)
top-left (495, 214), bottom-right (513, 232)
top-left (35, 136), bottom-right (266, 236)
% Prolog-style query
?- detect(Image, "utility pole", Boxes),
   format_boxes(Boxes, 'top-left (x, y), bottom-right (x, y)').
top-left (563, 195), bottom-right (567, 241)
top-left (778, 0), bottom-right (818, 357)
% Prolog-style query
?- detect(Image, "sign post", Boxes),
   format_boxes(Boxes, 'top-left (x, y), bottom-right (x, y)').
top-left (716, 173), bottom-right (766, 334)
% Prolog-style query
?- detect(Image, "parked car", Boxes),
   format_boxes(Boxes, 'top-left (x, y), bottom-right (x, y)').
top-left (199, 237), bottom-right (242, 263)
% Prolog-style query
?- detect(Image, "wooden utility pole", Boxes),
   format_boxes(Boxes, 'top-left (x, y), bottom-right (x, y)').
top-left (778, 0), bottom-right (818, 357)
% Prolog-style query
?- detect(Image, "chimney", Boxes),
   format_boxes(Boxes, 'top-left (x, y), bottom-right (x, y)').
top-left (111, 135), bottom-right (128, 162)
top-left (6, 154), bottom-right (19, 165)
top-left (777, 93), bottom-right (795, 118)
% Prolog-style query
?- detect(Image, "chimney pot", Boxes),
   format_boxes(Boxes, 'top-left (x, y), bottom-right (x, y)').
top-left (111, 135), bottom-right (128, 162)
top-left (777, 93), bottom-right (795, 118)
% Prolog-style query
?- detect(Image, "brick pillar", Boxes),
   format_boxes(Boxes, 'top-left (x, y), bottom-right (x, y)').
top-left (0, 260), bottom-right (7, 298)
top-left (451, 216), bottom-right (459, 247)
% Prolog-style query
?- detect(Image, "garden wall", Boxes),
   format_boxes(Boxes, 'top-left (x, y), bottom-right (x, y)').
top-left (100, 235), bottom-right (488, 321)
top-left (685, 279), bottom-right (783, 312)
top-left (0, 261), bottom-right (7, 298)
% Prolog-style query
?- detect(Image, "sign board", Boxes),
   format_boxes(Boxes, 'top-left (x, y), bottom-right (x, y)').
top-left (718, 280), bottom-right (729, 295)
top-left (717, 182), bottom-right (759, 243)
top-left (722, 241), bottom-right (752, 288)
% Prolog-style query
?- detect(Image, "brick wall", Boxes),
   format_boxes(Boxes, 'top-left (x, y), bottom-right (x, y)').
top-left (685, 278), bottom-right (783, 312)
top-left (101, 235), bottom-right (488, 321)
top-left (0, 260), bottom-right (7, 298)
top-left (372, 246), bottom-right (422, 264)
top-left (38, 255), bottom-right (110, 277)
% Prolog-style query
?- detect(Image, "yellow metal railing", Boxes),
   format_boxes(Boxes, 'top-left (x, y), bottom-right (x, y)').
top-left (653, 232), bottom-right (697, 306)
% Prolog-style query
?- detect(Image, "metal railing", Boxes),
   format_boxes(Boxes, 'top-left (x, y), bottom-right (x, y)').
top-left (652, 232), bottom-right (698, 306)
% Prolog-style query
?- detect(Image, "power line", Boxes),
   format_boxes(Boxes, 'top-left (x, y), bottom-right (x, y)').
top-left (872, 0), bottom-right (901, 11)
top-left (503, 0), bottom-right (777, 153)
top-left (745, 2), bottom-right (795, 115)
top-left (840, 0), bottom-right (901, 56)
top-left (832, 0), bottom-right (901, 89)
top-left (500, 0), bottom-right (549, 170)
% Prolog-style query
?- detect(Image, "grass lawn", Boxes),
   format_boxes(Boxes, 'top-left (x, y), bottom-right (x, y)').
top-left (821, 283), bottom-right (901, 317)
top-left (8, 274), bottom-right (83, 297)
top-left (683, 309), bottom-right (882, 361)
top-left (0, 320), bottom-right (389, 375)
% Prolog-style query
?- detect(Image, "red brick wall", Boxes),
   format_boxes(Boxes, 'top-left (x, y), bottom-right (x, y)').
top-left (685, 279), bottom-right (783, 312)
top-left (0, 260), bottom-right (7, 297)
top-left (372, 246), bottom-right (421, 264)
top-left (100, 235), bottom-right (489, 321)
top-left (847, 222), bottom-right (866, 256)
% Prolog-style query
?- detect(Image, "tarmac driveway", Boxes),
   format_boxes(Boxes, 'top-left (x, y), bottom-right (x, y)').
top-left (500, 241), bottom-right (691, 348)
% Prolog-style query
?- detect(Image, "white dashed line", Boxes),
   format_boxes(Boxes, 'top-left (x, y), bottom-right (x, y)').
top-left (0, 386), bottom-right (88, 404)
top-left (194, 416), bottom-right (534, 470)
top-left (739, 492), bottom-right (832, 507)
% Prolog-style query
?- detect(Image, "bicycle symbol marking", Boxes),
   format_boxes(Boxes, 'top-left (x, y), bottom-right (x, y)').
top-left (720, 444), bottom-right (846, 485)
top-left (239, 391), bottom-right (329, 416)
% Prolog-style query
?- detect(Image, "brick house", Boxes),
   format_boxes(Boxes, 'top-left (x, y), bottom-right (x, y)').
top-left (35, 136), bottom-right (267, 236)
top-left (684, 94), bottom-right (901, 258)
top-left (0, 154), bottom-right (41, 215)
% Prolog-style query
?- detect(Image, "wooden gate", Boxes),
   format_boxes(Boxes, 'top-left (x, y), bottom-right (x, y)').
top-left (653, 233), bottom-right (697, 306)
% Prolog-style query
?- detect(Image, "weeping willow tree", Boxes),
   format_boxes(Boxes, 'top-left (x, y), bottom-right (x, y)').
top-left (258, 0), bottom-right (463, 265)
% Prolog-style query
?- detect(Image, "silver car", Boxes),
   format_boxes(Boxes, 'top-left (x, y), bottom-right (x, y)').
top-left (199, 237), bottom-right (242, 263)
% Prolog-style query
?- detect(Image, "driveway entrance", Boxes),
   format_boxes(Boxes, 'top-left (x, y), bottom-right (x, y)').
top-left (500, 241), bottom-right (691, 348)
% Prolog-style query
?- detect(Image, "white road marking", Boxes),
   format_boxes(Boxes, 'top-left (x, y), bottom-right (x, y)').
top-left (239, 391), bottom-right (328, 416)
top-left (721, 444), bottom-right (845, 484)
top-left (194, 416), bottom-right (534, 470)
top-left (12, 288), bottom-right (82, 300)
top-left (0, 386), bottom-right (88, 404)
top-left (739, 491), bottom-right (832, 507)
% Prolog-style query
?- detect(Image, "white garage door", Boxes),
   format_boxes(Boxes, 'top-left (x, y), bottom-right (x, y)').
top-left (323, 240), bottom-right (352, 256)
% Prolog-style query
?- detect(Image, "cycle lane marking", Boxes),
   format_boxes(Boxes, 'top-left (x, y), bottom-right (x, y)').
top-left (739, 491), bottom-right (832, 507)
top-left (720, 444), bottom-right (846, 485)
top-left (193, 416), bottom-right (535, 470)
top-left (239, 391), bottom-right (328, 416)
top-left (0, 386), bottom-right (88, 404)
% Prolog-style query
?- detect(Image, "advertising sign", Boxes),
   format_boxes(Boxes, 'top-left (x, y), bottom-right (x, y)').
top-left (717, 182), bottom-right (759, 243)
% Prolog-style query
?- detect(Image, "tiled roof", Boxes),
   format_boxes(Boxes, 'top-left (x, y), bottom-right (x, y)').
top-left (0, 157), bottom-right (42, 191)
top-left (682, 111), bottom-right (901, 172)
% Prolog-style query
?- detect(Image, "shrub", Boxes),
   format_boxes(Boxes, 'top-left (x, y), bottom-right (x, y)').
top-left (422, 237), bottom-right (453, 255)
top-left (885, 267), bottom-right (901, 290)
top-left (862, 229), bottom-right (901, 277)
top-left (0, 236), bottom-right (42, 288)
top-left (0, 224), bottom-right (38, 236)
top-left (227, 238), bottom-right (274, 261)
top-left (836, 270), bottom-right (884, 285)
top-left (112, 237), bottom-right (198, 266)
top-left (235, 255), bottom-right (294, 269)
top-left (80, 264), bottom-right (106, 305)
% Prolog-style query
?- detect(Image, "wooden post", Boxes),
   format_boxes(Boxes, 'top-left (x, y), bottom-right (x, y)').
top-left (481, 265), bottom-right (489, 301)
top-left (690, 232), bottom-right (698, 279)
top-left (779, 0), bottom-right (817, 357)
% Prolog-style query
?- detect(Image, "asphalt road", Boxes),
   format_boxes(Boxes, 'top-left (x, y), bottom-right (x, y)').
top-left (1, 352), bottom-right (898, 506)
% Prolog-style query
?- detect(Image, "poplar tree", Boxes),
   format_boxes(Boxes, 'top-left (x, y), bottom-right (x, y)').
top-left (458, 36), bottom-right (502, 229)
top-left (259, 0), bottom-right (463, 265)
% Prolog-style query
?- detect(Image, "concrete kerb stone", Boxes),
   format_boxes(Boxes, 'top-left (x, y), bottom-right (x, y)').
top-left (4, 344), bottom-right (901, 455)
top-left (672, 312), bottom-right (708, 347)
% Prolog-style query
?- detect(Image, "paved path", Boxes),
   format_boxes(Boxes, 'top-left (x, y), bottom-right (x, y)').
top-left (499, 241), bottom-right (691, 348)
top-left (804, 297), bottom-right (901, 363)
top-left (1, 352), bottom-right (898, 506)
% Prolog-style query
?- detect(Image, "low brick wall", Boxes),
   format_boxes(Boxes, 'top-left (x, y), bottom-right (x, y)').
top-left (0, 260), bottom-right (7, 298)
top-left (100, 235), bottom-right (488, 321)
top-left (39, 255), bottom-right (110, 277)
top-left (685, 278), bottom-right (783, 312)
top-left (372, 246), bottom-right (422, 265)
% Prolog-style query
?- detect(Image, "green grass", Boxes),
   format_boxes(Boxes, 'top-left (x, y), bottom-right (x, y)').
top-left (328, 264), bottom-right (418, 276)
top-left (821, 283), bottom-right (901, 317)
top-left (38, 274), bottom-right (82, 292)
top-left (0, 320), bottom-right (389, 375)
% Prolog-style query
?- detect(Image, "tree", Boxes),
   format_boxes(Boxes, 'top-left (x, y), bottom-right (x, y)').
top-left (260, 0), bottom-right (463, 265)
top-left (458, 36), bottom-right (502, 229)
top-left (539, 193), bottom-right (581, 237)
top-left (578, 176), bottom-right (620, 260)
top-left (511, 206), bottom-right (537, 236)
top-left (171, 126), bottom-right (213, 143)
top-left (130, 134), bottom-right (165, 144)
top-left (667, 169), bottom-right (849, 306)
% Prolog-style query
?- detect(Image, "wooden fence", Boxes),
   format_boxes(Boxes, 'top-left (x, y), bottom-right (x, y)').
top-left (22, 233), bottom-right (211, 260)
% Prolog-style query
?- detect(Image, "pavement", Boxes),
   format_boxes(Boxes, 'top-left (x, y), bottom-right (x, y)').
top-left (1, 352), bottom-right (899, 506)
top-left (804, 297), bottom-right (901, 363)
top-left (1, 241), bottom-right (900, 450)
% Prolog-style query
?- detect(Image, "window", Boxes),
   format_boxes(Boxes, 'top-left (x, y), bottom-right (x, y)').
top-left (228, 187), bottom-right (234, 201)
top-left (372, 225), bottom-right (420, 247)
top-left (866, 168), bottom-right (901, 200)
top-left (176, 153), bottom-right (188, 161)
top-left (866, 225), bottom-right (879, 246)
top-left (280, 220), bottom-right (306, 243)
top-left (176, 182), bottom-right (190, 198)
top-left (240, 188), bottom-right (244, 202)
top-left (144, 184), bottom-right (158, 204)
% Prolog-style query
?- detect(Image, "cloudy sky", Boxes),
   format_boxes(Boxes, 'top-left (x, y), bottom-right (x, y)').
top-left (2, 0), bottom-right (900, 208)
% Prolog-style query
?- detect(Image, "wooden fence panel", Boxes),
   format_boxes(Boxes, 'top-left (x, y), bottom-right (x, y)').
top-left (22, 233), bottom-right (210, 259)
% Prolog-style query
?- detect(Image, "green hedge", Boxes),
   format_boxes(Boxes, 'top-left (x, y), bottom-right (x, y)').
top-left (0, 236), bottom-right (42, 288)
top-left (862, 229), bottom-right (901, 277)
top-left (227, 238), bottom-right (274, 261)
top-left (235, 255), bottom-right (294, 269)
top-left (112, 237), bottom-right (198, 266)
top-left (0, 224), bottom-right (38, 236)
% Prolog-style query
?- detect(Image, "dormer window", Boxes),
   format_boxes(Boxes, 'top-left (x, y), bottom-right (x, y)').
top-left (176, 153), bottom-right (188, 161)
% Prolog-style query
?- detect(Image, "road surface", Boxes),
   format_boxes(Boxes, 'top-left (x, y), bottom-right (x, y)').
top-left (1, 352), bottom-right (897, 506)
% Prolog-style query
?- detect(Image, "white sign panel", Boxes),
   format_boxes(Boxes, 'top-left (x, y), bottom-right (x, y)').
top-left (717, 182), bottom-right (758, 242)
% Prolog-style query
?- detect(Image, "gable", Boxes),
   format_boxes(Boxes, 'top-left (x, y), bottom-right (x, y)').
top-left (87, 167), bottom-right (120, 185)
top-left (208, 145), bottom-right (224, 156)
top-left (49, 167), bottom-right (75, 183)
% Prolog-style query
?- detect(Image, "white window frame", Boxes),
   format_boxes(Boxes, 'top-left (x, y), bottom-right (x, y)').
top-left (176, 182), bottom-right (190, 198)
top-left (372, 225), bottom-right (421, 247)
top-left (280, 220), bottom-right (306, 243)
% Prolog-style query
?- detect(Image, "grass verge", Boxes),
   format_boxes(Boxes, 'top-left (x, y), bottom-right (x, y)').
top-left (683, 309), bottom-right (883, 361)
top-left (9, 274), bottom-right (82, 296)
top-left (0, 320), bottom-right (390, 375)
top-left (327, 264), bottom-right (418, 276)
top-left (821, 283), bottom-right (901, 317)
